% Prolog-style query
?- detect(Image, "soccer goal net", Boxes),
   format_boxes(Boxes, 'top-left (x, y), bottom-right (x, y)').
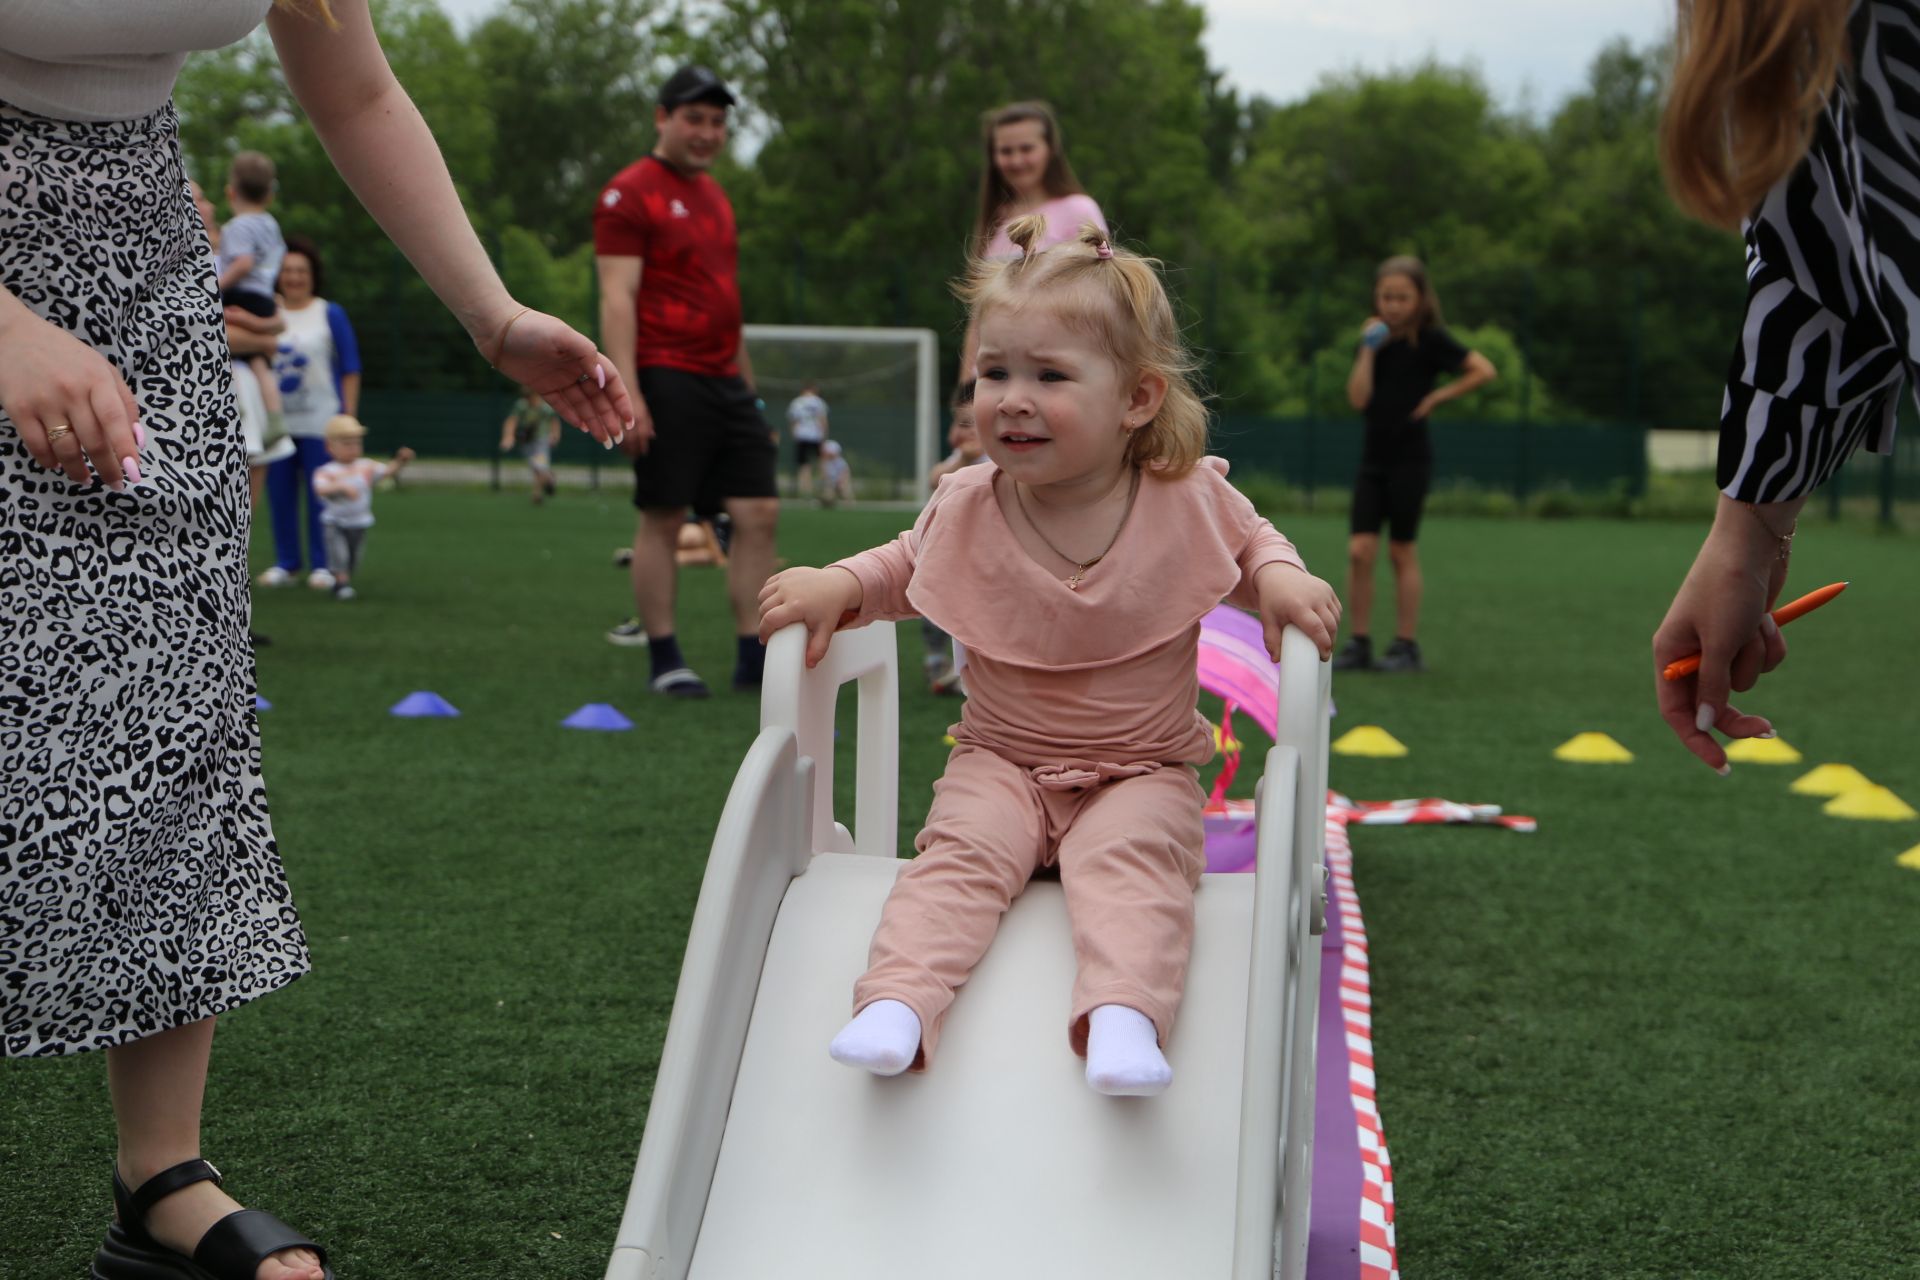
top-left (743, 324), bottom-right (941, 502)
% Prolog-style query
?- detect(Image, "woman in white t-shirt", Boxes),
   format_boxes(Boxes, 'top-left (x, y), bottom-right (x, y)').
top-left (958, 100), bottom-right (1108, 380)
top-left (255, 236), bottom-right (362, 590)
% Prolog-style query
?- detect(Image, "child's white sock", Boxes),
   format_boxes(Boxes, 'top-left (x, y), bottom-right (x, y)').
top-left (1085, 1004), bottom-right (1172, 1097)
top-left (829, 999), bottom-right (921, 1076)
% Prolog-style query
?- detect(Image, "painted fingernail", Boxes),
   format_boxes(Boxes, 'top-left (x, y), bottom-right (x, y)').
top-left (122, 457), bottom-right (142, 484)
top-left (1694, 705), bottom-right (1716, 732)
top-left (614, 429), bottom-right (626, 444)
top-left (1756, 730), bottom-right (1777, 739)
top-left (602, 437), bottom-right (614, 451)
top-left (595, 365), bottom-right (607, 389)
top-left (132, 420), bottom-right (146, 448)
top-left (1715, 763), bottom-right (1731, 777)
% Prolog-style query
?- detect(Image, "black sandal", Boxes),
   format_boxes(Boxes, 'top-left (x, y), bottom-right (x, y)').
top-left (92, 1159), bottom-right (333, 1279)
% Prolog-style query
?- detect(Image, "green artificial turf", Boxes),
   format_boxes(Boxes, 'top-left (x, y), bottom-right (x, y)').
top-left (4, 485), bottom-right (1916, 1277)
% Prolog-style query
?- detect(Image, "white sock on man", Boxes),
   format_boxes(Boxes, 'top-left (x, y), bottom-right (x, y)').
top-left (1085, 1003), bottom-right (1173, 1096)
top-left (829, 999), bottom-right (922, 1076)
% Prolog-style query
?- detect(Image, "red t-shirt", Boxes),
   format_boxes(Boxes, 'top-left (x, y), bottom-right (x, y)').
top-left (593, 155), bottom-right (742, 378)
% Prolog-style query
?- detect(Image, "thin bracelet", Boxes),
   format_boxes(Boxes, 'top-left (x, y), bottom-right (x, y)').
top-left (484, 306), bottom-right (533, 368)
top-left (1741, 501), bottom-right (1796, 561)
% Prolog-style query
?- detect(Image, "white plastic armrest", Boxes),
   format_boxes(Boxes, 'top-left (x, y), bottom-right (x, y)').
top-left (759, 621), bottom-right (900, 859)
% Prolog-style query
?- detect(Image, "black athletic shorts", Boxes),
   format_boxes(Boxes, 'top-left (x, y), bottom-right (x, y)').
top-left (794, 439), bottom-right (822, 468)
top-left (221, 287), bottom-right (277, 319)
top-left (1350, 452), bottom-right (1433, 542)
top-left (632, 367), bottom-right (777, 510)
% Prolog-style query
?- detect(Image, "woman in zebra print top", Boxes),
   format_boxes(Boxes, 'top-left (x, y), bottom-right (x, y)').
top-left (1653, 0), bottom-right (1916, 771)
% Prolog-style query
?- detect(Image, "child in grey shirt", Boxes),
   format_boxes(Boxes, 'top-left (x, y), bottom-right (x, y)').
top-left (216, 150), bottom-right (288, 440)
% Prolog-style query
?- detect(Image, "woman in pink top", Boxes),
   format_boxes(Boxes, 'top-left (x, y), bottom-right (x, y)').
top-left (959, 102), bottom-right (1109, 379)
top-left (761, 217), bottom-right (1339, 1097)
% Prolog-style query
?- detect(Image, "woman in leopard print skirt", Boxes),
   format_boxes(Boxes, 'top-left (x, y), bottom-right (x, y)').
top-left (0, 2), bottom-right (633, 1274)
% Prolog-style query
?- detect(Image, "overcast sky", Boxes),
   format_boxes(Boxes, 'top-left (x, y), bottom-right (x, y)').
top-left (431, 0), bottom-right (1675, 116)
top-left (1199, 0), bottom-right (1673, 112)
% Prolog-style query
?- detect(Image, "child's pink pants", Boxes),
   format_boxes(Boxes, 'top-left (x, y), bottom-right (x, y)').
top-left (852, 743), bottom-right (1207, 1068)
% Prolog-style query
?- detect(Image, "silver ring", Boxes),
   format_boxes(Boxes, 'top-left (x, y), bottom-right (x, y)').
top-left (575, 372), bottom-right (594, 386)
top-left (45, 423), bottom-right (73, 444)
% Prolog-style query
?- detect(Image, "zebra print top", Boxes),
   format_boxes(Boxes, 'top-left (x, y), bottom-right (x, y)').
top-left (1718, 0), bottom-right (1919, 502)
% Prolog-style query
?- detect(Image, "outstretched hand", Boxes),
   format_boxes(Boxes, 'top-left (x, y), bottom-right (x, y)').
top-left (1255, 562), bottom-right (1341, 662)
top-left (758, 566), bottom-right (863, 667)
top-left (1652, 509), bottom-right (1790, 772)
top-left (482, 308), bottom-right (634, 448)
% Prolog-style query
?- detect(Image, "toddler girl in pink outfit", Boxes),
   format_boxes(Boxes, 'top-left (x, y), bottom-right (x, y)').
top-left (758, 218), bottom-right (1340, 1096)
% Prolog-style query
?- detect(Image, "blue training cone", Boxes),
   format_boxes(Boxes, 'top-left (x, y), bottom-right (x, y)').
top-left (391, 690), bottom-right (460, 718)
top-left (562, 702), bottom-right (633, 731)
top-left (254, 695), bottom-right (272, 712)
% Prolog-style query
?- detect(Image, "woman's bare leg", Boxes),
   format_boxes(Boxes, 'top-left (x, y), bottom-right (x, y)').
top-left (107, 1019), bottom-right (325, 1280)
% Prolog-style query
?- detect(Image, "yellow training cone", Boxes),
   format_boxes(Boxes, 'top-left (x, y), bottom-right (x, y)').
top-left (1791, 763), bottom-right (1874, 796)
top-left (1723, 736), bottom-right (1803, 764)
top-left (1822, 786), bottom-right (1918, 821)
top-left (1553, 732), bottom-right (1633, 764)
top-left (1332, 726), bottom-right (1408, 758)
top-left (1895, 845), bottom-right (1920, 871)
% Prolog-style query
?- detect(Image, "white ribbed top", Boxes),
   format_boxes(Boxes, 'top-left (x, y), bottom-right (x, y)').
top-left (0, 0), bottom-right (273, 122)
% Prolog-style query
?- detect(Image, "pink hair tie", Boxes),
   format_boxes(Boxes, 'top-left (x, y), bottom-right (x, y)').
top-left (1095, 239), bottom-right (1114, 260)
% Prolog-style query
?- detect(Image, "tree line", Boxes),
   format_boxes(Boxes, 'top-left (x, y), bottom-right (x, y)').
top-left (176, 0), bottom-right (1745, 428)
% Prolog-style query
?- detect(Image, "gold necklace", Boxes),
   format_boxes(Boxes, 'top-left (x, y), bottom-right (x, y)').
top-left (1012, 469), bottom-right (1140, 590)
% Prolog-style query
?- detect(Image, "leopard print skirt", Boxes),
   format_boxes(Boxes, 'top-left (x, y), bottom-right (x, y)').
top-left (0, 100), bottom-right (311, 1057)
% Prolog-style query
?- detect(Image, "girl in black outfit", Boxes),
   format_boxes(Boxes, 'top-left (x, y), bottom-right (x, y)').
top-left (1333, 257), bottom-right (1497, 673)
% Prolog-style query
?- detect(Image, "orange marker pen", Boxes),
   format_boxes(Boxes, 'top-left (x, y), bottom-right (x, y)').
top-left (1662, 581), bottom-right (1849, 681)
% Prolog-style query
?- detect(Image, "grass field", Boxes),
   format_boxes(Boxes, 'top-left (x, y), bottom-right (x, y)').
top-left (5, 482), bottom-right (1918, 1278)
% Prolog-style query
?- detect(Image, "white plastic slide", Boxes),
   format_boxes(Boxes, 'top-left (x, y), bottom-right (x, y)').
top-left (606, 621), bottom-right (1331, 1280)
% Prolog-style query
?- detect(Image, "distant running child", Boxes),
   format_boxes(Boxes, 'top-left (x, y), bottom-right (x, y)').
top-left (312, 415), bottom-right (414, 601)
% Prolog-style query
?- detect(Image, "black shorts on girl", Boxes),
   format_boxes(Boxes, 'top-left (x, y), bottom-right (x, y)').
top-left (632, 366), bottom-right (778, 510)
top-left (1350, 325), bottom-right (1466, 543)
top-left (1349, 451), bottom-right (1433, 542)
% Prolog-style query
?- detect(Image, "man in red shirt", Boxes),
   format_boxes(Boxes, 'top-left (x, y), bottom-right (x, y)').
top-left (595, 65), bottom-right (777, 697)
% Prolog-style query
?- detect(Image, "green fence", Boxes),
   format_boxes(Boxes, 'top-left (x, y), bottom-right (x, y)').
top-left (1212, 416), bottom-right (1648, 501)
top-left (361, 388), bottom-right (1920, 525)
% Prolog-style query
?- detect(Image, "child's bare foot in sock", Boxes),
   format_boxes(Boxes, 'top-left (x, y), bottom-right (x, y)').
top-left (829, 999), bottom-right (921, 1075)
top-left (1085, 1004), bottom-right (1172, 1096)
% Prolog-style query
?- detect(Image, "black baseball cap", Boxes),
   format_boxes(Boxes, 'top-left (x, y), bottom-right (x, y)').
top-left (658, 65), bottom-right (736, 110)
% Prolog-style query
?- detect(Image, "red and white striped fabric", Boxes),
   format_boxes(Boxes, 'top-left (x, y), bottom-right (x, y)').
top-left (1325, 810), bottom-right (1400, 1280)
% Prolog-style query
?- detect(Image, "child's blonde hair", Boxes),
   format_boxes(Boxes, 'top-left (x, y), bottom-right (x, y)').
top-left (958, 216), bottom-right (1207, 477)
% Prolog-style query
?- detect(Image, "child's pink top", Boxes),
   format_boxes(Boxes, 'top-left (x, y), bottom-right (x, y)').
top-left (832, 464), bottom-right (1304, 772)
top-left (982, 194), bottom-right (1108, 260)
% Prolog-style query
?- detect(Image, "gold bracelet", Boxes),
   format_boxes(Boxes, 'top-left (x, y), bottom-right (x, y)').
top-left (1742, 501), bottom-right (1796, 561)
top-left (485, 306), bottom-right (533, 368)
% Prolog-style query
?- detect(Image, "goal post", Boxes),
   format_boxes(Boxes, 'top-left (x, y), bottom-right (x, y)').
top-left (743, 324), bottom-right (942, 503)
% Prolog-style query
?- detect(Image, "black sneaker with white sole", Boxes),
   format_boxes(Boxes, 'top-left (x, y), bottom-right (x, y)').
top-left (606, 618), bottom-right (649, 646)
top-left (650, 667), bottom-right (711, 698)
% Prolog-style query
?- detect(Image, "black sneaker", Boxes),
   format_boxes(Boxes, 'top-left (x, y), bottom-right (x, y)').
top-left (1331, 636), bottom-right (1373, 672)
top-left (1375, 638), bottom-right (1425, 673)
top-left (650, 667), bottom-right (711, 698)
top-left (607, 617), bottom-right (649, 646)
